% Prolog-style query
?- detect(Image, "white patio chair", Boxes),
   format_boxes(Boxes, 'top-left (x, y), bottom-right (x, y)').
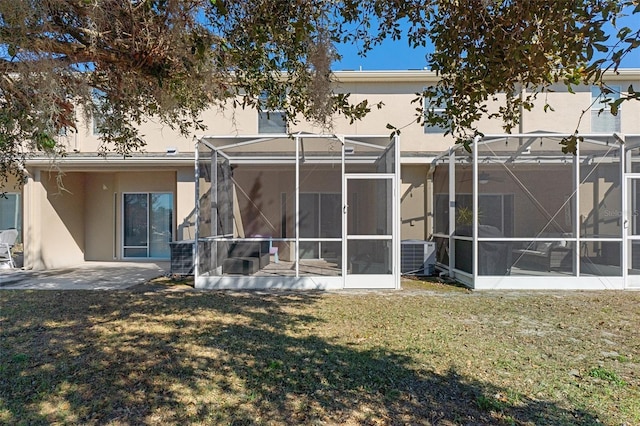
top-left (0, 229), bottom-right (18, 268)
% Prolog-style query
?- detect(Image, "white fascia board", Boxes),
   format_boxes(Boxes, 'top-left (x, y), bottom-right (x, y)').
top-left (333, 70), bottom-right (439, 83)
top-left (330, 69), bottom-right (640, 84)
top-left (600, 68), bottom-right (640, 80)
top-left (25, 155), bottom-right (195, 168)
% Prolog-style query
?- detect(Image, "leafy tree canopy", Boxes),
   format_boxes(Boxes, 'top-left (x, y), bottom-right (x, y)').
top-left (0, 0), bottom-right (375, 183)
top-left (1, 0), bottom-right (639, 183)
top-left (351, 0), bottom-right (640, 153)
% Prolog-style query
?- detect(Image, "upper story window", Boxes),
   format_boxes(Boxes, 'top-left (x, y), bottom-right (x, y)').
top-left (92, 90), bottom-right (107, 135)
top-left (92, 117), bottom-right (104, 135)
top-left (591, 86), bottom-right (621, 133)
top-left (258, 92), bottom-right (287, 134)
top-left (423, 94), bottom-right (447, 134)
top-left (258, 110), bottom-right (287, 134)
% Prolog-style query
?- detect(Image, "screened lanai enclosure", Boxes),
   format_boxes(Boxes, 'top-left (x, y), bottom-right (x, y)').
top-left (194, 133), bottom-right (400, 289)
top-left (432, 132), bottom-right (640, 289)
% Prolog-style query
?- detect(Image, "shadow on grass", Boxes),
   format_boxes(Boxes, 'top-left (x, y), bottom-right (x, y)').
top-left (1, 291), bottom-right (599, 425)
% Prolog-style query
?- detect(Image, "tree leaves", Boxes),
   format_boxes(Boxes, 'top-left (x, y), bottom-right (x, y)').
top-left (1, 0), bottom-right (639, 183)
top-left (349, 0), bottom-right (639, 150)
top-left (210, 0), bottom-right (227, 16)
top-left (560, 134), bottom-right (584, 155)
top-left (0, 0), bottom-right (367, 180)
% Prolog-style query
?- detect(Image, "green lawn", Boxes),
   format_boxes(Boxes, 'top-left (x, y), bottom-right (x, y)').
top-left (1, 284), bottom-right (639, 425)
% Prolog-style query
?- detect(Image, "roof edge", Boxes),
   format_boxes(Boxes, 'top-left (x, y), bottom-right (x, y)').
top-left (332, 68), bottom-right (640, 83)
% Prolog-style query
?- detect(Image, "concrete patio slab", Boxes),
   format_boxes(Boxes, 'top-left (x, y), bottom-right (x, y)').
top-left (0, 262), bottom-right (169, 290)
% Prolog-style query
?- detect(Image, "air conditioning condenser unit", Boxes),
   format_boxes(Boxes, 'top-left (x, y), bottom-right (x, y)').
top-left (401, 240), bottom-right (436, 276)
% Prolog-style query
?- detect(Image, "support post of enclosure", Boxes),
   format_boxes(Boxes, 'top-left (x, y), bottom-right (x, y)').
top-left (339, 134), bottom-right (346, 288)
top-left (448, 148), bottom-right (456, 277)
top-left (194, 136), bottom-right (200, 281)
top-left (212, 150), bottom-right (218, 277)
top-left (472, 135), bottom-right (481, 283)
top-left (295, 135), bottom-right (300, 277)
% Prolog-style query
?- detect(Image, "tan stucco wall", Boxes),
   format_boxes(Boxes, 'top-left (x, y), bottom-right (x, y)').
top-left (400, 165), bottom-right (429, 240)
top-left (84, 173), bottom-right (117, 260)
top-left (67, 72), bottom-right (640, 158)
top-left (115, 171), bottom-right (176, 193)
top-left (524, 85), bottom-right (591, 134)
top-left (0, 175), bottom-right (25, 193)
top-left (615, 80), bottom-right (640, 133)
top-left (516, 81), bottom-right (640, 134)
top-left (232, 166), bottom-right (294, 235)
top-left (25, 171), bottom-right (86, 269)
top-left (176, 168), bottom-right (196, 241)
top-left (578, 163), bottom-right (621, 238)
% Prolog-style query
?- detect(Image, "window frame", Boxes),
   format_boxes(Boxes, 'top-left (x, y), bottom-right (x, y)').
top-left (91, 89), bottom-right (108, 136)
top-left (257, 110), bottom-right (287, 134)
top-left (590, 85), bottom-right (621, 133)
top-left (257, 92), bottom-right (288, 134)
top-left (121, 192), bottom-right (173, 259)
top-left (0, 193), bottom-right (22, 243)
top-left (423, 91), bottom-right (447, 134)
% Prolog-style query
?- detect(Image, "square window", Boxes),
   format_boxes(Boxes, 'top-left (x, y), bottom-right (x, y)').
top-left (258, 111), bottom-right (287, 134)
top-left (591, 86), bottom-right (621, 133)
top-left (258, 92), bottom-right (287, 134)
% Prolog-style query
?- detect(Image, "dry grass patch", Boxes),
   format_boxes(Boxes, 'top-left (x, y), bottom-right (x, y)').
top-left (400, 276), bottom-right (470, 292)
top-left (1, 289), bottom-right (639, 425)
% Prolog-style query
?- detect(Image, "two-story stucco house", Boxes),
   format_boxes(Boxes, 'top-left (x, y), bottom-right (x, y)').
top-left (2, 70), bottom-right (640, 289)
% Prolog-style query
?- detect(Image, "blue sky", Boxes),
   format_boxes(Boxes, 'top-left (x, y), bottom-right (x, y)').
top-left (333, 15), bottom-right (640, 71)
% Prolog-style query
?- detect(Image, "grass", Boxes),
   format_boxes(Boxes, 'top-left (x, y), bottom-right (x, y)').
top-left (400, 276), bottom-right (470, 292)
top-left (588, 367), bottom-right (626, 386)
top-left (1, 284), bottom-right (639, 425)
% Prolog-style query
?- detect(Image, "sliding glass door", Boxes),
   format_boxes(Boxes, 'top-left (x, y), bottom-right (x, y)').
top-left (123, 193), bottom-right (173, 258)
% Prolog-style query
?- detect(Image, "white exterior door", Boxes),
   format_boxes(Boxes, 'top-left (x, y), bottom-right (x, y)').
top-left (344, 175), bottom-right (397, 289)
top-left (625, 177), bottom-right (640, 288)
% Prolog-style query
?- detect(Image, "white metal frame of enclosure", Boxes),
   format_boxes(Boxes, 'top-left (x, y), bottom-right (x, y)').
top-left (193, 133), bottom-right (401, 290)
top-left (623, 173), bottom-right (640, 289)
top-left (433, 132), bottom-right (640, 290)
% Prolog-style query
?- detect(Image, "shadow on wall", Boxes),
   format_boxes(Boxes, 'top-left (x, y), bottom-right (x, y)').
top-left (241, 171), bottom-right (270, 237)
top-left (0, 292), bottom-right (601, 425)
top-left (22, 223), bottom-right (45, 270)
top-left (43, 172), bottom-right (86, 267)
